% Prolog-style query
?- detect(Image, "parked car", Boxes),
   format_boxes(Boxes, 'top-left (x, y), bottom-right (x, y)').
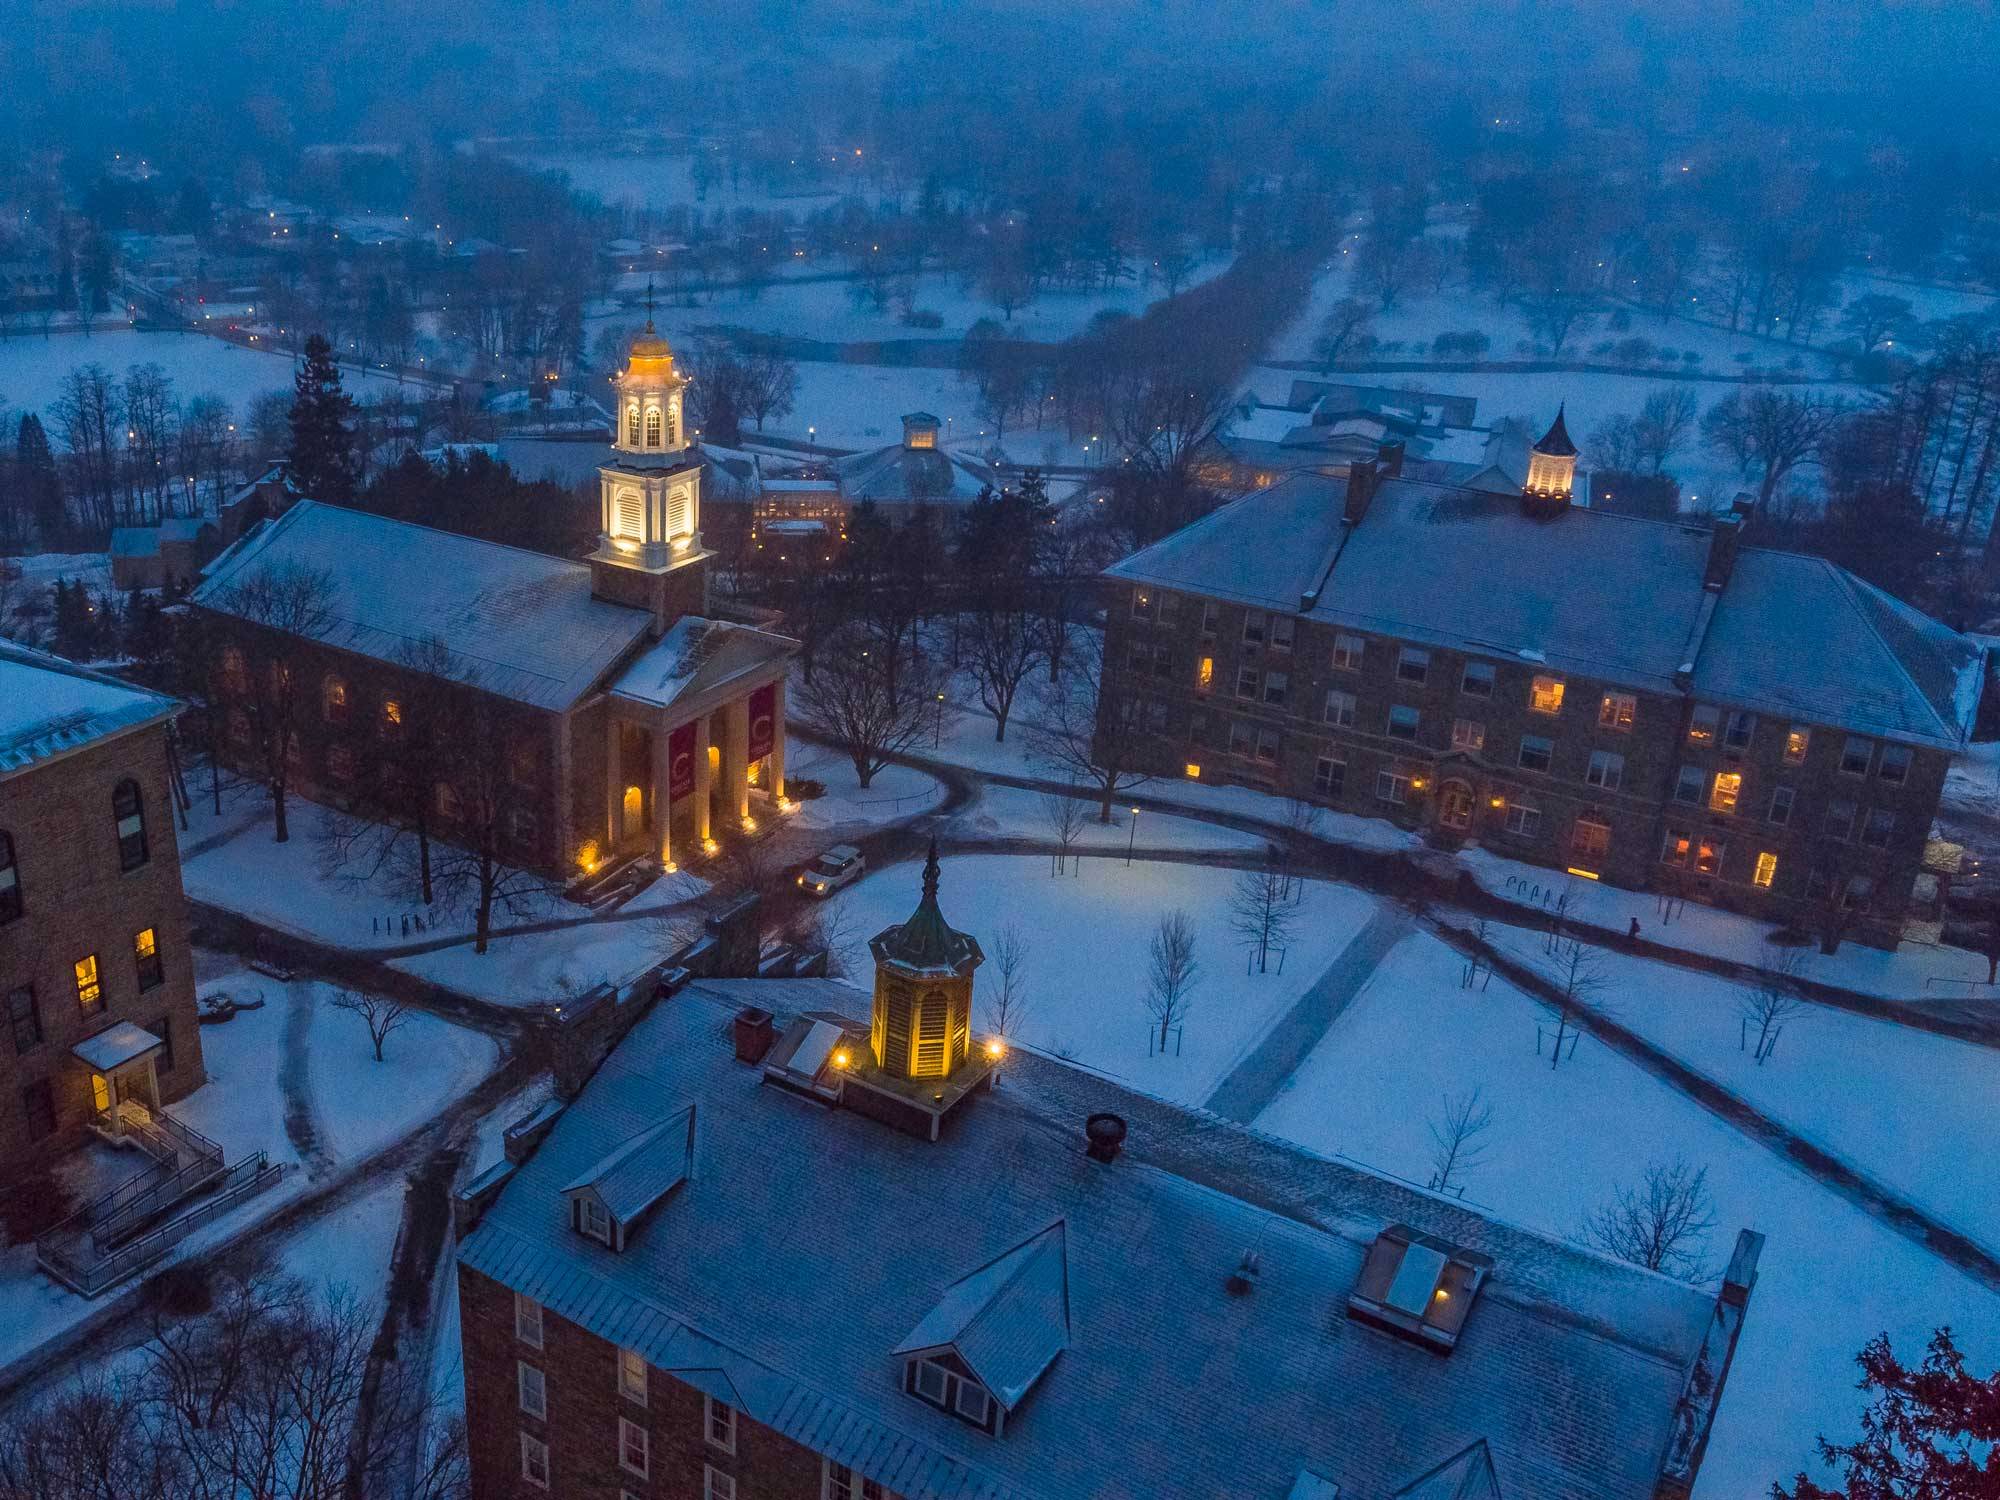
top-left (798, 845), bottom-right (865, 898)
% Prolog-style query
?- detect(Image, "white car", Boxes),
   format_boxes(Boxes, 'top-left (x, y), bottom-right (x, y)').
top-left (798, 845), bottom-right (865, 898)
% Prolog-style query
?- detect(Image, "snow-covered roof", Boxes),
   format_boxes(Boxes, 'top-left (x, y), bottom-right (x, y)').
top-left (832, 442), bottom-right (998, 506)
top-left (460, 978), bottom-right (1721, 1500)
top-left (191, 501), bottom-right (652, 712)
top-left (0, 640), bottom-right (179, 778)
top-left (562, 1107), bottom-right (695, 1225)
top-left (611, 614), bottom-right (796, 714)
top-left (109, 518), bottom-right (216, 557)
top-left (892, 1221), bottom-right (1069, 1411)
top-left (1108, 474), bottom-right (1982, 748)
top-left (71, 1020), bottom-right (166, 1072)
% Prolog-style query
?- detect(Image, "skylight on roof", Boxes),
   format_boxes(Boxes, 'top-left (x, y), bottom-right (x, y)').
top-left (1349, 1225), bottom-right (1491, 1354)
top-left (1384, 1243), bottom-right (1448, 1317)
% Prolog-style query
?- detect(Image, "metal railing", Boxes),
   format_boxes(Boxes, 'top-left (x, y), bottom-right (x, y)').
top-left (90, 1151), bottom-right (231, 1253)
top-left (40, 1153), bottom-right (283, 1298)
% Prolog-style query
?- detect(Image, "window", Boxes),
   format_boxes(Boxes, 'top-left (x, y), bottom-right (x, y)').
top-left (1324, 690), bottom-right (1356, 729)
top-left (0, 832), bottom-right (19, 924)
top-left (1148, 644), bottom-right (1174, 680)
top-left (1376, 769), bottom-right (1411, 805)
top-left (1571, 814), bottom-right (1612, 862)
top-left (1688, 704), bottom-right (1719, 745)
top-left (1517, 735), bottom-right (1553, 773)
top-left (1878, 745), bottom-right (1912, 784)
top-left (1843, 875), bottom-right (1875, 911)
top-left (1505, 800), bottom-right (1542, 837)
top-left (1585, 750), bottom-right (1624, 791)
top-left (1314, 757), bottom-right (1346, 796)
top-left (1661, 829), bottom-right (1692, 868)
top-left (327, 744), bottom-right (355, 783)
top-left (1188, 710), bottom-right (1208, 746)
top-left (1254, 727), bottom-right (1280, 764)
top-left (220, 645), bottom-right (247, 692)
top-left (1753, 851), bottom-right (1778, 889)
top-left (626, 403), bottom-right (642, 446)
top-left (1840, 736), bottom-right (1873, 775)
top-left (619, 1347), bottom-right (647, 1406)
top-left (8, 986), bottom-right (41, 1054)
top-left (22, 1079), bottom-right (55, 1143)
top-left (435, 781), bottom-right (460, 820)
top-left (1228, 720), bottom-right (1254, 757)
top-left (1599, 693), bottom-right (1637, 730)
top-left (1263, 670), bottom-right (1289, 706)
top-left (509, 806), bottom-right (540, 846)
top-left (518, 1361), bottom-right (546, 1419)
top-left (1673, 765), bottom-right (1705, 804)
top-left (147, 1017), bottom-right (175, 1073)
top-left (74, 955), bottom-right (102, 1016)
top-left (1235, 665), bottom-right (1260, 700)
top-left (515, 1293), bottom-right (543, 1349)
top-left (1695, 837), bottom-right (1725, 876)
top-left (1806, 866), bottom-right (1832, 902)
top-left (1769, 785), bottom-right (1795, 825)
top-left (1333, 633), bottom-right (1365, 671)
top-left (1709, 770), bottom-right (1742, 815)
top-left (520, 1432), bottom-right (550, 1489)
top-left (1196, 656), bottom-right (1214, 692)
top-left (644, 405), bottom-right (663, 447)
top-left (1199, 601), bottom-right (1220, 641)
top-left (955, 1381), bottom-right (992, 1425)
top-left (1784, 726), bottom-right (1811, 764)
top-left (1270, 615), bottom-right (1295, 651)
top-left (1396, 647), bottom-right (1430, 684)
top-left (1724, 710), bottom-right (1757, 749)
top-left (1529, 675), bottom-right (1565, 714)
top-left (322, 675), bottom-right (348, 724)
top-left (134, 928), bottom-right (163, 991)
top-left (1460, 661), bottom-right (1495, 697)
top-left (706, 1395), bottom-right (737, 1454)
top-left (1387, 705), bottom-right (1420, 740)
top-left (914, 1360), bottom-right (948, 1403)
top-left (706, 1466), bottom-right (737, 1500)
top-left (381, 698), bottom-right (403, 733)
top-left (1158, 592), bottom-right (1180, 624)
top-left (113, 779), bottom-right (148, 870)
top-left (579, 1196), bottom-right (611, 1243)
top-left (1861, 809), bottom-right (1897, 849)
top-left (825, 1459), bottom-right (891, 1500)
top-left (1451, 717), bottom-right (1485, 752)
top-left (620, 1415), bottom-right (650, 1477)
top-left (1241, 610), bottom-right (1267, 644)
top-left (1824, 799), bottom-right (1857, 841)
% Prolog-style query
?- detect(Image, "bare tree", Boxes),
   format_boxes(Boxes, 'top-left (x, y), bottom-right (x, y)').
top-left (1581, 1157), bottom-right (1718, 1282)
top-left (1314, 296), bottom-right (1376, 371)
top-left (1276, 797), bottom-right (1324, 901)
top-left (208, 561), bottom-right (338, 842)
top-left (1039, 788), bottom-right (1089, 875)
top-left (1460, 914), bottom-right (1497, 990)
top-left (1541, 936), bottom-right (1603, 1068)
top-left (1230, 862), bottom-right (1295, 975)
top-left (962, 606), bottom-right (1043, 741)
top-left (1144, 909), bottom-right (1200, 1053)
top-left (739, 348), bottom-right (800, 432)
top-left (1740, 947), bottom-right (1808, 1063)
top-left (795, 624), bottom-right (943, 789)
top-left (1426, 1087), bottom-right (1495, 1196)
top-left (1025, 630), bottom-right (1152, 822)
top-left (1703, 388), bottom-right (1847, 506)
top-left (982, 922), bottom-right (1033, 1038)
top-left (781, 897), bottom-right (859, 980)
top-left (330, 987), bottom-right (413, 1062)
top-left (1632, 385), bottom-right (1701, 474)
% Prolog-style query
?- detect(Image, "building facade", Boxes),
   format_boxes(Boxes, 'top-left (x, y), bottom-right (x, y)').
top-left (189, 326), bottom-right (798, 883)
top-left (0, 643), bottom-right (205, 1177)
top-left (1101, 428), bottom-right (1983, 948)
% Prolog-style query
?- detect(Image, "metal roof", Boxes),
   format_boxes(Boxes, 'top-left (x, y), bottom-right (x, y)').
top-left (893, 1221), bottom-right (1070, 1410)
top-left (0, 640), bottom-right (179, 778)
top-left (561, 1105), bottom-right (695, 1224)
top-left (73, 1020), bottom-right (166, 1073)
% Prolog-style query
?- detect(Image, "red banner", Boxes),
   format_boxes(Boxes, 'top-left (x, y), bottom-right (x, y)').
top-left (748, 683), bottom-right (777, 762)
top-left (668, 721), bottom-right (696, 802)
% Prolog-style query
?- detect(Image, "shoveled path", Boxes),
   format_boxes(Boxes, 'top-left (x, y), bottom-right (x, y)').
top-left (1202, 905), bottom-right (1415, 1123)
top-left (277, 977), bottom-right (335, 1182)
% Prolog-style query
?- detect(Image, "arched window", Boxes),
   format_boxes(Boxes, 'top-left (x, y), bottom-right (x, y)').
top-left (625, 403), bottom-right (642, 446)
top-left (0, 831), bottom-right (21, 924)
top-left (644, 405), bottom-right (663, 448)
top-left (322, 675), bottom-right (349, 724)
top-left (665, 403), bottom-right (678, 447)
top-left (113, 780), bottom-right (148, 871)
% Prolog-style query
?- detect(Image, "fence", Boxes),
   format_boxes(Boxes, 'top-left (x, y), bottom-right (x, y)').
top-left (40, 1153), bottom-right (284, 1298)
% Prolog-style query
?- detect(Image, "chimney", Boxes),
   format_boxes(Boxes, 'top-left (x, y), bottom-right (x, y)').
top-left (1703, 512), bottom-right (1744, 591)
top-left (1084, 1112), bottom-right (1127, 1163)
top-left (1343, 458), bottom-right (1380, 526)
top-left (1377, 440), bottom-right (1405, 478)
top-left (733, 1006), bottom-right (776, 1064)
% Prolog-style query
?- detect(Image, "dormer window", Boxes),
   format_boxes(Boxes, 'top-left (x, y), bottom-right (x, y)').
top-left (580, 1197), bottom-right (611, 1244)
top-left (1347, 1223), bottom-right (1491, 1353)
top-left (908, 1356), bottom-right (996, 1431)
top-left (559, 1107), bottom-right (695, 1253)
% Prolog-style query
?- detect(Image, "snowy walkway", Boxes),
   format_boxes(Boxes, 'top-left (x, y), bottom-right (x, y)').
top-left (1203, 905), bottom-right (1414, 1122)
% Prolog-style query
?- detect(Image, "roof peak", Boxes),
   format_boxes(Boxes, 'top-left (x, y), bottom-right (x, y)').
top-left (1533, 403), bottom-right (1577, 458)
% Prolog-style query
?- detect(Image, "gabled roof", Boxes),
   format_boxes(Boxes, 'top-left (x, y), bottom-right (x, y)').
top-left (831, 443), bottom-right (997, 506)
top-left (869, 842), bottom-right (984, 976)
top-left (611, 615), bottom-right (796, 714)
top-left (562, 1105), bottom-right (695, 1224)
top-left (894, 1221), bottom-right (1069, 1411)
top-left (0, 640), bottom-right (179, 778)
top-left (191, 501), bottom-right (652, 712)
top-left (1393, 1440), bottom-right (1502, 1500)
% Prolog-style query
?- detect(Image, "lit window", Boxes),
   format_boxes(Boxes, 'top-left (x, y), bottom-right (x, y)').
top-left (515, 1293), bottom-right (543, 1349)
top-left (1314, 757), bottom-right (1345, 796)
top-left (75, 955), bottom-right (102, 1015)
top-left (1529, 675), bottom-right (1565, 714)
top-left (1769, 786), bottom-right (1795, 825)
top-left (521, 1432), bottom-right (550, 1489)
top-left (1753, 851), bottom-right (1778, 888)
top-left (0, 831), bottom-right (20, 924)
top-left (1661, 829), bottom-right (1692, 867)
top-left (321, 675), bottom-right (348, 724)
top-left (1695, 837), bottom-right (1725, 876)
top-left (1460, 661), bottom-right (1495, 696)
top-left (1197, 656), bottom-right (1213, 691)
top-left (1784, 726), bottom-right (1811, 763)
top-left (625, 403), bottom-right (642, 446)
top-left (1878, 745), bottom-right (1912, 784)
top-left (382, 698), bottom-right (403, 732)
top-left (1585, 750), bottom-right (1624, 790)
top-left (1840, 736), bottom-right (1873, 775)
top-left (1599, 693), bottom-right (1636, 730)
top-left (706, 1396), bottom-right (736, 1454)
top-left (619, 1347), bottom-right (647, 1406)
top-left (1505, 800), bottom-right (1541, 837)
top-left (1387, 705), bottom-right (1420, 740)
top-left (1130, 588), bottom-right (1152, 620)
top-left (1517, 735), bottom-right (1553, 773)
top-left (134, 928), bottom-right (163, 992)
top-left (644, 405), bottom-right (663, 447)
top-left (620, 1416), bottom-right (649, 1477)
top-left (1396, 647), bottom-right (1430, 684)
top-left (113, 779), bottom-right (149, 871)
top-left (518, 1362), bottom-right (546, 1419)
top-left (1709, 771), bottom-right (1742, 814)
top-left (1324, 689), bottom-right (1356, 729)
top-left (1451, 718), bottom-right (1485, 752)
top-left (1688, 705), bottom-right (1719, 744)
top-left (1333, 633), bottom-right (1366, 671)
top-left (1724, 710), bottom-right (1757, 749)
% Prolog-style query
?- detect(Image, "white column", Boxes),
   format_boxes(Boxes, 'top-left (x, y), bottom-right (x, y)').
top-left (652, 717), bottom-right (673, 869)
top-left (726, 699), bottom-right (750, 825)
top-left (769, 679), bottom-right (787, 802)
top-left (604, 713), bottom-right (621, 852)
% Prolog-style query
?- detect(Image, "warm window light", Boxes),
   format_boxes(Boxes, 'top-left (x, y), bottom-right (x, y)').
top-left (1488, 796), bottom-right (1505, 808)
top-left (1530, 676), bottom-right (1565, 714)
top-left (1753, 851), bottom-right (1778, 888)
top-left (1197, 656), bottom-right (1214, 689)
top-left (1410, 777), bottom-right (1428, 790)
top-left (1185, 763), bottom-right (1202, 779)
top-left (1710, 771), bottom-right (1742, 815)
top-left (1564, 867), bottom-right (1602, 880)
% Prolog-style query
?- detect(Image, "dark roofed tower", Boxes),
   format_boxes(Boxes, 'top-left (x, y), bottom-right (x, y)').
top-left (1522, 403), bottom-right (1578, 516)
top-left (867, 840), bottom-right (983, 1079)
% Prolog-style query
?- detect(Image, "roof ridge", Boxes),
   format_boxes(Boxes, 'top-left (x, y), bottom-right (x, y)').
top-left (951, 1220), bottom-right (1068, 1345)
top-left (1816, 557), bottom-right (1958, 742)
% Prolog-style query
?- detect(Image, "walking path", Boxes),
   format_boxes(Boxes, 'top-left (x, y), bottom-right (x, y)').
top-left (278, 978), bottom-right (335, 1182)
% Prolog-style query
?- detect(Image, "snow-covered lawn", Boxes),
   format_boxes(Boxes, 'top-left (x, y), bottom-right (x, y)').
top-left (954, 783), bottom-right (1268, 853)
top-left (787, 736), bottom-right (946, 830)
top-left (825, 853), bottom-right (1381, 1105)
top-left (389, 907), bottom-right (681, 1008)
top-left (1248, 927), bottom-right (2000, 1500)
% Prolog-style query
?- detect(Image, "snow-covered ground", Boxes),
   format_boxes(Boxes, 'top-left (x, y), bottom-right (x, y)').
top-left (1248, 926), bottom-right (2000, 1500)
top-left (787, 738), bottom-right (947, 830)
top-left (518, 151), bottom-right (864, 218)
top-left (826, 852), bottom-right (1381, 1106)
top-left (951, 783), bottom-right (1268, 853)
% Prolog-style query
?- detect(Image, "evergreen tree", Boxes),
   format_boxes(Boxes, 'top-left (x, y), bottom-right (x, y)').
top-left (17, 413), bottom-right (65, 545)
top-left (287, 333), bottom-right (359, 502)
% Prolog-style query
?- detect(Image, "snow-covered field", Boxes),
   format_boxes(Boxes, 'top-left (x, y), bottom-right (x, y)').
top-left (518, 151), bottom-right (863, 218)
top-left (826, 852), bottom-right (1381, 1105)
top-left (1248, 927), bottom-right (2000, 1500)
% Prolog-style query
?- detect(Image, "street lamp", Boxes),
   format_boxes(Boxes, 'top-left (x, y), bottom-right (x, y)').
top-left (934, 691), bottom-right (945, 747)
top-left (1126, 806), bottom-right (1140, 866)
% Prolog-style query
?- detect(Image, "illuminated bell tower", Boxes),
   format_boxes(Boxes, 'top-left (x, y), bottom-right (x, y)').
top-left (1522, 403), bottom-right (1579, 517)
top-left (867, 840), bottom-right (983, 1080)
top-left (590, 318), bottom-right (712, 633)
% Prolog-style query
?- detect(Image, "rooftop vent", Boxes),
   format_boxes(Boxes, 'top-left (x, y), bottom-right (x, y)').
top-left (1084, 1113), bottom-right (1126, 1163)
top-left (1347, 1223), bottom-right (1492, 1354)
top-left (1226, 1249), bottom-right (1263, 1297)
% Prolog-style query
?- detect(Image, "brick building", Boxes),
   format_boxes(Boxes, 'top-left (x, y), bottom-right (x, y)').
top-left (0, 641), bottom-right (205, 1177)
top-left (1100, 421), bottom-right (1985, 948)
top-left (454, 856), bottom-right (1760, 1500)
top-left (188, 326), bottom-right (798, 882)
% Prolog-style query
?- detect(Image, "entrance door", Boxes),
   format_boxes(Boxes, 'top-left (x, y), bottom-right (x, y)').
top-left (622, 784), bottom-right (644, 841)
top-left (1439, 781), bottom-right (1474, 831)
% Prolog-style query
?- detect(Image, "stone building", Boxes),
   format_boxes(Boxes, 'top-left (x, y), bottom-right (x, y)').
top-left (189, 326), bottom-right (798, 881)
top-left (453, 855), bottom-right (1760, 1500)
top-left (1100, 421), bottom-right (1984, 948)
top-left (0, 641), bottom-right (205, 1177)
